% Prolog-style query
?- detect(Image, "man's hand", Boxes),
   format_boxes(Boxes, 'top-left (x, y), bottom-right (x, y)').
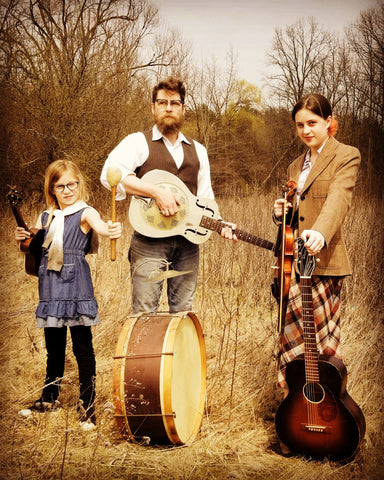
top-left (220, 222), bottom-right (237, 242)
top-left (154, 188), bottom-right (180, 216)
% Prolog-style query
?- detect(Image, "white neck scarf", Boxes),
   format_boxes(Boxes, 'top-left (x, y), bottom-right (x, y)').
top-left (43, 201), bottom-right (89, 271)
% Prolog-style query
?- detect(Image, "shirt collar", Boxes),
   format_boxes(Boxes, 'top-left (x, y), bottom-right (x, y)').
top-left (305, 137), bottom-right (329, 161)
top-left (318, 137), bottom-right (329, 154)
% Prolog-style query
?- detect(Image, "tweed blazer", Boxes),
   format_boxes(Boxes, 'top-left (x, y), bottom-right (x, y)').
top-left (288, 136), bottom-right (360, 276)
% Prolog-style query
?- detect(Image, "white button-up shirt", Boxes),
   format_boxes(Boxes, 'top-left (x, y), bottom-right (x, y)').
top-left (100, 125), bottom-right (215, 200)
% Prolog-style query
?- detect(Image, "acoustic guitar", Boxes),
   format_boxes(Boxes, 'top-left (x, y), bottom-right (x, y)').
top-left (275, 237), bottom-right (366, 462)
top-left (129, 169), bottom-right (276, 252)
top-left (7, 186), bottom-right (44, 276)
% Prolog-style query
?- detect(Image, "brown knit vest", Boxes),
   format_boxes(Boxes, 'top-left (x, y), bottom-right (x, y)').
top-left (135, 130), bottom-right (199, 195)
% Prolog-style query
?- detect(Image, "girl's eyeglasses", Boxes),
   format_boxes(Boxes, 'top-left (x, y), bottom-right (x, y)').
top-left (52, 181), bottom-right (79, 193)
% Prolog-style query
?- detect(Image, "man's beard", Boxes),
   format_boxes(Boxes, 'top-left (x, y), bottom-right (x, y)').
top-left (157, 115), bottom-right (184, 136)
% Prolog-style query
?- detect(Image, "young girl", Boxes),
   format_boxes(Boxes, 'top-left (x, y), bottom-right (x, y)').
top-left (15, 159), bottom-right (122, 428)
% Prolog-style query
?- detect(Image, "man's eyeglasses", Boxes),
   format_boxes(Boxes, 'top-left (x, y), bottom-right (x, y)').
top-left (155, 99), bottom-right (184, 108)
top-left (52, 181), bottom-right (79, 193)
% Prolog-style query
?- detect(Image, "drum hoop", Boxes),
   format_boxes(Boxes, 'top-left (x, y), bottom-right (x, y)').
top-left (113, 316), bottom-right (138, 438)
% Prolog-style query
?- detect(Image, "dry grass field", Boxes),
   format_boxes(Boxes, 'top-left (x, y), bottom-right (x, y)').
top-left (0, 189), bottom-right (383, 479)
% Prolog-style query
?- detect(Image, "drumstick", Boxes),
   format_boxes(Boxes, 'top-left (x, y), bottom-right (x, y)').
top-left (106, 165), bottom-right (122, 261)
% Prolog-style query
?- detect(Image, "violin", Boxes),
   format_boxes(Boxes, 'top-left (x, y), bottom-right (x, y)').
top-left (272, 180), bottom-right (296, 333)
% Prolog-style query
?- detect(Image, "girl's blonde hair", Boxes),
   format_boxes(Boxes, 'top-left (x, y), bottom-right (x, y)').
top-left (44, 160), bottom-right (89, 223)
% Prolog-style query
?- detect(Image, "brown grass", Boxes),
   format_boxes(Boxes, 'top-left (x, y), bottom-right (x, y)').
top-left (0, 190), bottom-right (383, 479)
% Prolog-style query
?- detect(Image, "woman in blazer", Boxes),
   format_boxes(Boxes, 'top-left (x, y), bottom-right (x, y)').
top-left (273, 94), bottom-right (361, 390)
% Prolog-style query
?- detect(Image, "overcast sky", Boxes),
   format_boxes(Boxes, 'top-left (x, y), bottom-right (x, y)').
top-left (153, 0), bottom-right (379, 89)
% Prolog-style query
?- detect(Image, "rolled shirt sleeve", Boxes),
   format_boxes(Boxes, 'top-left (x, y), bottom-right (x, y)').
top-left (100, 132), bottom-right (149, 200)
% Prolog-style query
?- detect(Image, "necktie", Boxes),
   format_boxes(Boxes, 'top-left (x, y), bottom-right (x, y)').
top-left (297, 155), bottom-right (312, 197)
top-left (296, 155), bottom-right (312, 205)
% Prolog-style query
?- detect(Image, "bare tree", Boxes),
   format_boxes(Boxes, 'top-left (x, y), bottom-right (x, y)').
top-left (0, 0), bottom-right (189, 190)
top-left (264, 8), bottom-right (384, 195)
top-left (345, 1), bottom-right (384, 193)
top-left (346, 1), bottom-right (384, 127)
top-left (186, 52), bottom-right (264, 194)
top-left (266, 17), bottom-right (337, 107)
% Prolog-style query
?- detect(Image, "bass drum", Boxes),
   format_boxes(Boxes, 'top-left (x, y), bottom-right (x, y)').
top-left (113, 312), bottom-right (206, 445)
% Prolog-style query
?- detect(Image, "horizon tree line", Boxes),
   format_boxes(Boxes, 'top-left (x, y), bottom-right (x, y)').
top-left (0, 0), bottom-right (383, 201)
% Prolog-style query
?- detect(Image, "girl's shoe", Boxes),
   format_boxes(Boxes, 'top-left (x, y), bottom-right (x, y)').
top-left (77, 400), bottom-right (96, 425)
top-left (29, 398), bottom-right (60, 412)
top-left (80, 419), bottom-right (96, 431)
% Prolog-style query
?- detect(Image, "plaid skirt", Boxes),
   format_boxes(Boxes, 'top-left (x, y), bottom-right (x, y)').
top-left (277, 268), bottom-right (344, 388)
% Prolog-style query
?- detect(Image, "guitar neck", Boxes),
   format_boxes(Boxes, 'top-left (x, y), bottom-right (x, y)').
top-left (301, 276), bottom-right (320, 383)
top-left (11, 205), bottom-right (31, 233)
top-left (200, 216), bottom-right (275, 252)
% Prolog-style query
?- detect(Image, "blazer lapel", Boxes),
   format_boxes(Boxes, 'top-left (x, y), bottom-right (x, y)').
top-left (290, 156), bottom-right (305, 185)
top-left (302, 137), bottom-right (338, 193)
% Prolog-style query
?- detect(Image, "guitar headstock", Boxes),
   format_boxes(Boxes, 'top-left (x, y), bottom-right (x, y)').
top-left (295, 237), bottom-right (316, 278)
top-left (7, 186), bottom-right (23, 208)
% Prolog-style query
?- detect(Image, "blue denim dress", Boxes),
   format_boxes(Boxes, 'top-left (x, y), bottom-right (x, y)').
top-left (36, 209), bottom-right (100, 328)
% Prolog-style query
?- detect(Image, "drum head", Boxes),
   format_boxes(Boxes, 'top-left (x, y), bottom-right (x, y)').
top-left (161, 312), bottom-right (206, 444)
top-left (113, 312), bottom-right (206, 445)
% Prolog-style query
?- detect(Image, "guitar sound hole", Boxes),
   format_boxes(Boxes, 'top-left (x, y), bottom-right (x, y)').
top-left (303, 382), bottom-right (325, 404)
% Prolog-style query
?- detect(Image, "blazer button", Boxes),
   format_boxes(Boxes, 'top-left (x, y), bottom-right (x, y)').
top-left (301, 195), bottom-right (305, 201)
top-left (300, 216), bottom-right (305, 222)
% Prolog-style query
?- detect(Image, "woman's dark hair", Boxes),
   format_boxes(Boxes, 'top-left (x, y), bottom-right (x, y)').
top-left (292, 94), bottom-right (332, 121)
top-left (292, 93), bottom-right (338, 136)
top-left (152, 76), bottom-right (186, 103)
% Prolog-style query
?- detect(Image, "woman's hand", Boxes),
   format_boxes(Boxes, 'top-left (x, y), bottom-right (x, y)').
top-left (301, 229), bottom-right (325, 255)
top-left (273, 198), bottom-right (292, 218)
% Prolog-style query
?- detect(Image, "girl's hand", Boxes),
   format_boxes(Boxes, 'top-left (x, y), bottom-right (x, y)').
top-left (107, 221), bottom-right (122, 239)
top-left (273, 198), bottom-right (292, 218)
top-left (301, 229), bottom-right (325, 255)
top-left (15, 227), bottom-right (30, 242)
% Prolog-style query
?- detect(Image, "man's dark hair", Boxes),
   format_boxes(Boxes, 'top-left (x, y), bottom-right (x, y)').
top-left (152, 76), bottom-right (186, 103)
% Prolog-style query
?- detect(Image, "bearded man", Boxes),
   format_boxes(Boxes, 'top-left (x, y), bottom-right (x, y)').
top-left (101, 76), bottom-right (234, 313)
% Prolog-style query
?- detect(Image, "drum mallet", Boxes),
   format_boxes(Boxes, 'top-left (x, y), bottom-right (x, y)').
top-left (106, 165), bottom-right (122, 261)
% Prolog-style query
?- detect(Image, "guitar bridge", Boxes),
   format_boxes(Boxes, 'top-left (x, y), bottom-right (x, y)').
top-left (301, 424), bottom-right (332, 434)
